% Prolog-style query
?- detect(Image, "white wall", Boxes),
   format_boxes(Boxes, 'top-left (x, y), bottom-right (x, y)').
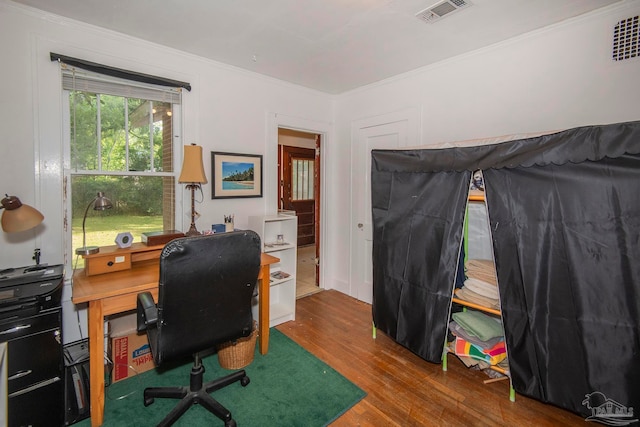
top-left (0, 1), bottom-right (333, 343)
top-left (337, 3), bottom-right (640, 142)
top-left (331, 1), bottom-right (640, 296)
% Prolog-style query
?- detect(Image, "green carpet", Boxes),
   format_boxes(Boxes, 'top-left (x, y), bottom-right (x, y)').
top-left (77, 329), bottom-right (365, 426)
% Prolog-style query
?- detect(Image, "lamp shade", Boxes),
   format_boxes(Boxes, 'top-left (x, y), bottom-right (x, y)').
top-left (93, 192), bottom-right (113, 211)
top-left (178, 144), bottom-right (207, 184)
top-left (1, 195), bottom-right (44, 233)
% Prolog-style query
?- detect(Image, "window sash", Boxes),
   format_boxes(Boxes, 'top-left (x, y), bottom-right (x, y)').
top-left (67, 89), bottom-right (177, 175)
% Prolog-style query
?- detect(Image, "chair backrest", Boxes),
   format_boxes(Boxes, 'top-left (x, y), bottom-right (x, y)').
top-left (153, 230), bottom-right (261, 364)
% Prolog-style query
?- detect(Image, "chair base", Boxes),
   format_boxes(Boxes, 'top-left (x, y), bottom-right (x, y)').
top-left (144, 359), bottom-right (250, 427)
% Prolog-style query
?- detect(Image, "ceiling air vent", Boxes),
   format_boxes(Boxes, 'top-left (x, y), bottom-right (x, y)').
top-left (416, 0), bottom-right (471, 24)
top-left (612, 15), bottom-right (639, 61)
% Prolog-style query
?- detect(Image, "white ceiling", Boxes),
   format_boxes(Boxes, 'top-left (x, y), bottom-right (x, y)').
top-left (11, 0), bottom-right (622, 94)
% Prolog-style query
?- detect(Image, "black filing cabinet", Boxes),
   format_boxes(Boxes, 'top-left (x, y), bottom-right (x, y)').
top-left (2, 307), bottom-right (64, 426)
top-left (0, 264), bottom-right (65, 427)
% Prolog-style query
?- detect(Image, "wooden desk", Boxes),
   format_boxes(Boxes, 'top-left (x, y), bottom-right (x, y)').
top-left (72, 250), bottom-right (278, 427)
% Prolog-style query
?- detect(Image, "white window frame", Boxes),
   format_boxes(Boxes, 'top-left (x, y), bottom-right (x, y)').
top-left (60, 69), bottom-right (184, 270)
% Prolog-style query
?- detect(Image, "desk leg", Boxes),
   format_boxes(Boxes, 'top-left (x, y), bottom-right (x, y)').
top-left (258, 264), bottom-right (270, 355)
top-left (88, 300), bottom-right (105, 427)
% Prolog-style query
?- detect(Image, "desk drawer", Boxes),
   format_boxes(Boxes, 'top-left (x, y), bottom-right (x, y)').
top-left (86, 253), bottom-right (132, 276)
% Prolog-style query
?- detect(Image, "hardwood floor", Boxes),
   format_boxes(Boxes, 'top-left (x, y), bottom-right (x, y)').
top-left (276, 290), bottom-right (587, 427)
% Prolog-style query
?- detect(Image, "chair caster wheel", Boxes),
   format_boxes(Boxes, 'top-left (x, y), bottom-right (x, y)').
top-left (225, 420), bottom-right (237, 427)
top-left (241, 376), bottom-right (250, 387)
top-left (144, 397), bottom-right (154, 407)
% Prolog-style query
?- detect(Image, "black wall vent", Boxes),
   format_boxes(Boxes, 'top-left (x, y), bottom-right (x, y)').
top-left (613, 15), bottom-right (638, 61)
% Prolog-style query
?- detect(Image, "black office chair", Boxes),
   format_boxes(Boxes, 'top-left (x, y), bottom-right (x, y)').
top-left (136, 231), bottom-right (261, 427)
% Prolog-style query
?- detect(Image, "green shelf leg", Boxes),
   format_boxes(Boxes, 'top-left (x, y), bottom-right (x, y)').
top-left (372, 323), bottom-right (376, 339)
top-left (442, 351), bottom-right (448, 371)
top-left (509, 383), bottom-right (516, 402)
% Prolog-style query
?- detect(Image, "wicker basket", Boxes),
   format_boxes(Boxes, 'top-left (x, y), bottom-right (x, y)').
top-left (217, 323), bottom-right (258, 369)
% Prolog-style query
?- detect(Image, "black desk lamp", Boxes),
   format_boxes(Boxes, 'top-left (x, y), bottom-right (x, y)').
top-left (76, 192), bottom-right (113, 255)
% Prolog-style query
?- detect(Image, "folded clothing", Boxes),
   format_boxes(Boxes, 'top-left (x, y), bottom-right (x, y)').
top-left (449, 321), bottom-right (503, 349)
top-left (454, 336), bottom-right (506, 365)
top-left (455, 287), bottom-right (500, 310)
top-left (465, 258), bottom-right (497, 286)
top-left (455, 354), bottom-right (490, 370)
top-left (452, 310), bottom-right (504, 341)
top-left (463, 277), bottom-right (499, 299)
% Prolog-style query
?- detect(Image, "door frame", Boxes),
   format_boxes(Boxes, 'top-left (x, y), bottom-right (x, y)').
top-left (267, 113), bottom-right (330, 290)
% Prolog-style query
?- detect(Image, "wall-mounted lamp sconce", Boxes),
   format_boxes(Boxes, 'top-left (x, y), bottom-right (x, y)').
top-left (178, 144), bottom-right (207, 236)
top-left (0, 194), bottom-right (44, 233)
top-left (76, 191), bottom-right (113, 256)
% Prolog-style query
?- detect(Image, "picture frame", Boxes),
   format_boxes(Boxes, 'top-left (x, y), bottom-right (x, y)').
top-left (211, 151), bottom-right (263, 199)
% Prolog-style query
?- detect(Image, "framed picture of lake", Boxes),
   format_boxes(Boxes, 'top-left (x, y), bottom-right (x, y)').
top-left (211, 152), bottom-right (263, 199)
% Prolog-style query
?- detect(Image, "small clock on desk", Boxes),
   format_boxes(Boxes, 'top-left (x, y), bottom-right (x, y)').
top-left (115, 232), bottom-right (133, 248)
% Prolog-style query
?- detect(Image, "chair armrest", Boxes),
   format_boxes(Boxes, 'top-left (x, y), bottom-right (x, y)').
top-left (137, 291), bottom-right (158, 332)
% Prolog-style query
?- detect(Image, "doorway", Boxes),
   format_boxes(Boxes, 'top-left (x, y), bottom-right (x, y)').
top-left (278, 128), bottom-right (321, 299)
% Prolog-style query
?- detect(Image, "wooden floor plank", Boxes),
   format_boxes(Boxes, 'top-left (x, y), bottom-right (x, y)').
top-left (276, 290), bottom-right (586, 427)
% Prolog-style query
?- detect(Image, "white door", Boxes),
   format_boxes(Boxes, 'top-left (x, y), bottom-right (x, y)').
top-left (350, 109), bottom-right (419, 303)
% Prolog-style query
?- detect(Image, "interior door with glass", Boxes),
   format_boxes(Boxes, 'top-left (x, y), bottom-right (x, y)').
top-left (282, 146), bottom-right (315, 247)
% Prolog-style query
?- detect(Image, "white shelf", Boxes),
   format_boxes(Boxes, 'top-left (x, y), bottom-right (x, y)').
top-left (249, 213), bottom-right (298, 328)
top-left (263, 243), bottom-right (296, 253)
top-left (270, 277), bottom-right (293, 287)
top-left (269, 303), bottom-right (294, 327)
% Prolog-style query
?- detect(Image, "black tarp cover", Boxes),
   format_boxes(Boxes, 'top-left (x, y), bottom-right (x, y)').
top-left (371, 121), bottom-right (640, 418)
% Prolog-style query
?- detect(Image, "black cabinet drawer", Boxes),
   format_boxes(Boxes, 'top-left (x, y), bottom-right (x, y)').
top-left (7, 326), bottom-right (62, 394)
top-left (2, 309), bottom-right (62, 395)
top-left (8, 377), bottom-right (64, 427)
top-left (0, 310), bottom-right (60, 341)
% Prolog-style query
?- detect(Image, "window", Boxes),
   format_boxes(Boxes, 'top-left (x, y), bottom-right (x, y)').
top-left (292, 158), bottom-right (314, 201)
top-left (61, 65), bottom-right (183, 264)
